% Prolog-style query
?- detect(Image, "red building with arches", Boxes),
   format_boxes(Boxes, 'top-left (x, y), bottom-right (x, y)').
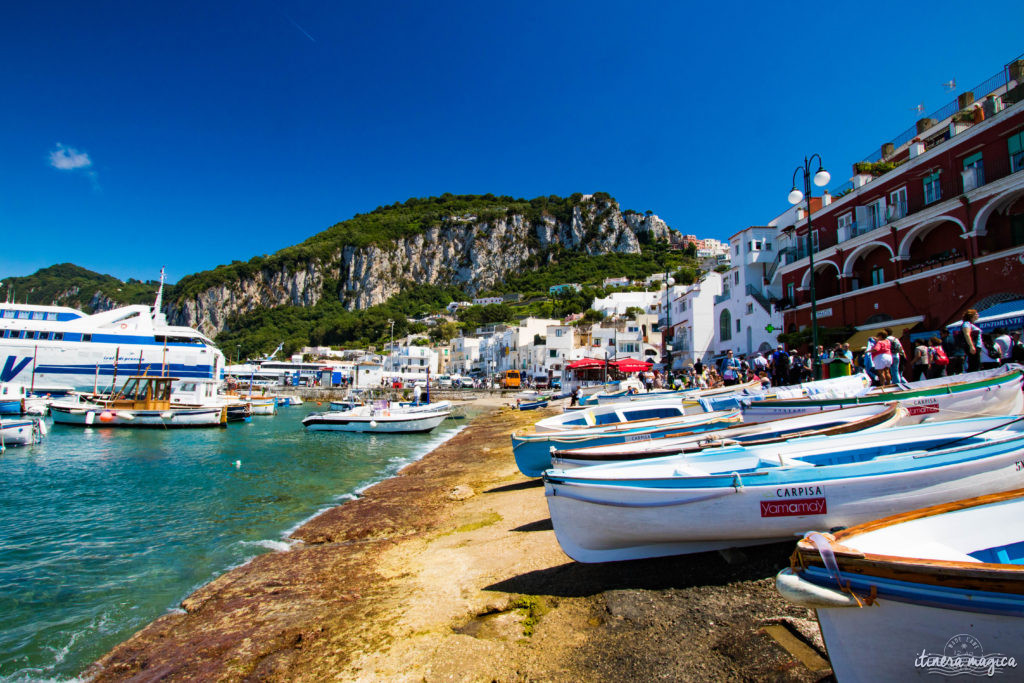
top-left (778, 57), bottom-right (1024, 344)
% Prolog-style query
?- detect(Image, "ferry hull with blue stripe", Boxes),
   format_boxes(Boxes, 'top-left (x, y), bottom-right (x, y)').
top-left (0, 302), bottom-right (224, 391)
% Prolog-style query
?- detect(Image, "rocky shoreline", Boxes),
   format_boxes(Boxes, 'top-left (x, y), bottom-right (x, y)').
top-left (85, 404), bottom-right (833, 681)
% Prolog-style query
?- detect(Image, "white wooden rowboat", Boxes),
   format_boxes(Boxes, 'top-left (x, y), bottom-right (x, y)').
top-left (543, 416), bottom-right (1024, 563)
top-left (778, 488), bottom-right (1024, 682)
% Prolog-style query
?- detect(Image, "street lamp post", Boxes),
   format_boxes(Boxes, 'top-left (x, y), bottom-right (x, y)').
top-left (788, 155), bottom-right (830, 380)
top-left (663, 271), bottom-right (676, 376)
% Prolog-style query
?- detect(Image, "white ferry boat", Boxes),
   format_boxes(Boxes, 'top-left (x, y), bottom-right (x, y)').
top-left (0, 282), bottom-right (224, 391)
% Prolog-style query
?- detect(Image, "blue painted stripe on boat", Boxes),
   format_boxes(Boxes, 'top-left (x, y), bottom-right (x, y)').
top-left (801, 566), bottom-right (1024, 617)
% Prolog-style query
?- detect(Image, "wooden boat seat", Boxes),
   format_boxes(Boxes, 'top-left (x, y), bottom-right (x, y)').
top-left (757, 453), bottom-right (812, 468)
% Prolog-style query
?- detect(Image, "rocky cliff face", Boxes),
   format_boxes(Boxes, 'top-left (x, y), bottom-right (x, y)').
top-left (167, 196), bottom-right (672, 337)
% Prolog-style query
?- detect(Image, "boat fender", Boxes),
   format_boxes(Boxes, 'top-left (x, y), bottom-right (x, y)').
top-left (369, 420), bottom-right (378, 428)
top-left (159, 412), bottom-right (173, 419)
top-left (775, 569), bottom-right (861, 609)
top-left (98, 411), bottom-right (115, 423)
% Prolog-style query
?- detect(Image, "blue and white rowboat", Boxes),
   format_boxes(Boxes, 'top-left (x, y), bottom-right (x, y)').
top-left (544, 416), bottom-right (1024, 563)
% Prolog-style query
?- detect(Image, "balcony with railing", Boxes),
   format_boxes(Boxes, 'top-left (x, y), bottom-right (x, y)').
top-left (780, 55), bottom-right (1023, 266)
top-left (713, 290), bottom-right (732, 305)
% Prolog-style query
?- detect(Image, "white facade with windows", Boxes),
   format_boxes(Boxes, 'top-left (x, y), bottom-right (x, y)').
top-left (712, 225), bottom-right (785, 358)
top-left (591, 291), bottom-right (662, 318)
top-left (664, 271), bottom-right (723, 368)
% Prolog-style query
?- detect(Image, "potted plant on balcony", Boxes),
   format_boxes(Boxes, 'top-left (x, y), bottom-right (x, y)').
top-left (853, 161), bottom-right (896, 177)
top-left (950, 109), bottom-right (975, 135)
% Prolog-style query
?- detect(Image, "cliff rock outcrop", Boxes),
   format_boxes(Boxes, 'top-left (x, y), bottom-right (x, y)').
top-left (167, 195), bottom-right (672, 337)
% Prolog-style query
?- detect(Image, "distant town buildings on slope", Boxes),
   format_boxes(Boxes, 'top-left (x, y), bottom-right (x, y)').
top-left (289, 53), bottom-right (1024, 384)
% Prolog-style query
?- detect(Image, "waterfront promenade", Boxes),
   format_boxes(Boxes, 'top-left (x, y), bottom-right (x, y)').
top-left (86, 402), bottom-right (831, 681)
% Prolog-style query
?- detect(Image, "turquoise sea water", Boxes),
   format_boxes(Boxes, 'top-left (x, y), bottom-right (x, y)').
top-left (0, 404), bottom-right (470, 681)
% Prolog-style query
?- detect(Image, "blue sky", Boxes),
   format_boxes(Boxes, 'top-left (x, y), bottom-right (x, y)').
top-left (1, 1), bottom-right (1022, 284)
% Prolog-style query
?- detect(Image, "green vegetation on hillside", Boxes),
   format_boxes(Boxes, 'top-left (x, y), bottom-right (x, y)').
top-left (171, 193), bottom-right (602, 304)
top-left (216, 243), bottom-right (702, 358)
top-left (0, 263), bottom-right (159, 312)
top-left (216, 283), bottom-right (470, 360)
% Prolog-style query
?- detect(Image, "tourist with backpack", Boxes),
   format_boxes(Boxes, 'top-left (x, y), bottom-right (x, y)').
top-left (869, 331), bottom-right (893, 385)
top-left (911, 338), bottom-right (930, 381)
top-left (885, 328), bottom-right (907, 384)
top-left (928, 337), bottom-right (950, 378)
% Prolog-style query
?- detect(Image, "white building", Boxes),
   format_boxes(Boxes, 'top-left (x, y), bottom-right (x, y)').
top-left (446, 301), bottom-right (472, 314)
top-left (712, 225), bottom-right (786, 358)
top-left (384, 343), bottom-right (439, 379)
top-left (472, 296), bottom-right (504, 306)
top-left (591, 290), bottom-right (662, 318)
top-left (663, 271), bottom-right (724, 369)
top-left (603, 276), bottom-right (630, 288)
top-left (589, 316), bottom-right (660, 364)
top-left (450, 335), bottom-right (481, 375)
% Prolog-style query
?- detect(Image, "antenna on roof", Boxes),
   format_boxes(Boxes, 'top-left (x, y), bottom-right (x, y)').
top-left (941, 78), bottom-right (956, 91)
top-left (910, 102), bottom-right (925, 114)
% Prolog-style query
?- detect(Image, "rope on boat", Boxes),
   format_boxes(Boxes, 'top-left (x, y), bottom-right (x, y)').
top-left (924, 414), bottom-right (1024, 452)
top-left (795, 533), bottom-right (878, 607)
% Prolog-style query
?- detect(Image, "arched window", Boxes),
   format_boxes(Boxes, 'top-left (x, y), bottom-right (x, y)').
top-left (720, 309), bottom-right (732, 341)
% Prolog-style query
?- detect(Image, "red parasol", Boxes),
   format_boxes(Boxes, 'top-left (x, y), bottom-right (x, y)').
top-left (611, 358), bottom-right (653, 372)
top-left (566, 358), bottom-right (607, 369)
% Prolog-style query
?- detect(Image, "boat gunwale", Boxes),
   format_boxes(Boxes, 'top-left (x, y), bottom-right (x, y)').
top-left (550, 403), bottom-right (902, 461)
top-left (792, 487), bottom-right (1024, 591)
top-left (746, 367), bottom-right (1021, 408)
top-left (513, 408), bottom-right (742, 439)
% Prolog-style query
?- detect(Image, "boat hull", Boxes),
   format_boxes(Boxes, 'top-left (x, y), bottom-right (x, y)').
top-left (743, 367), bottom-right (1024, 423)
top-left (0, 419), bottom-right (41, 446)
top-left (303, 411), bottom-right (449, 433)
top-left (544, 438), bottom-right (1024, 563)
top-left (512, 409), bottom-right (742, 477)
top-left (50, 404), bottom-right (225, 428)
top-left (785, 575), bottom-right (1023, 682)
top-left (247, 399), bottom-right (277, 415)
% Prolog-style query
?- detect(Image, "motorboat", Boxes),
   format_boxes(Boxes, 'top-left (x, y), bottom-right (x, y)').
top-left (550, 403), bottom-right (905, 470)
top-left (777, 488), bottom-right (1024, 682)
top-left (543, 416), bottom-right (1024, 563)
top-left (302, 401), bottom-right (450, 433)
top-left (169, 379), bottom-right (252, 422)
top-left (0, 383), bottom-right (24, 415)
top-left (512, 408), bottom-right (743, 477)
top-left (0, 417), bottom-right (46, 448)
top-left (50, 376), bottom-right (226, 428)
top-left (532, 397), bottom-right (708, 433)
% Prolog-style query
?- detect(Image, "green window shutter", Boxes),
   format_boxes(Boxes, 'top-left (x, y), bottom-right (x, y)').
top-left (963, 152), bottom-right (983, 168)
top-left (1009, 131), bottom-right (1023, 156)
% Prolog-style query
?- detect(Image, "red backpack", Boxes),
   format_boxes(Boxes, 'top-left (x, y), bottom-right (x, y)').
top-left (932, 346), bottom-right (949, 366)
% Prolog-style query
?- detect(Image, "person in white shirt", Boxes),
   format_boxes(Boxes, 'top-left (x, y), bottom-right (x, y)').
top-left (993, 328), bottom-right (1012, 364)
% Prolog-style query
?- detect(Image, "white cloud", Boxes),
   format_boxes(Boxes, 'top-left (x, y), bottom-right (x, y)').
top-left (49, 143), bottom-right (92, 171)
